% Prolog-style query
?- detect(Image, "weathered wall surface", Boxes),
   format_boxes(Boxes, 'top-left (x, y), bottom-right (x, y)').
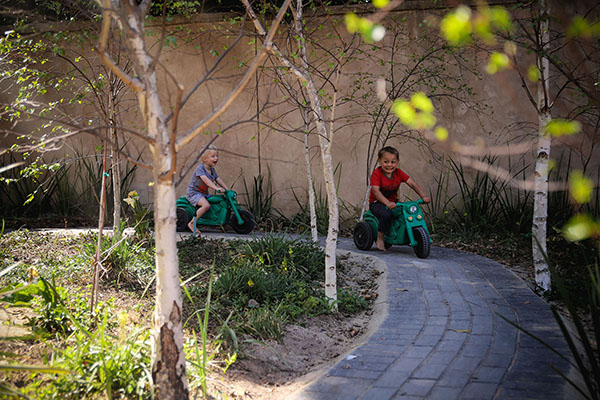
top-left (2, 3), bottom-right (598, 220)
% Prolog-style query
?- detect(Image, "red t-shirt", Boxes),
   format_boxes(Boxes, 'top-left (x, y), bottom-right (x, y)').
top-left (369, 166), bottom-right (409, 203)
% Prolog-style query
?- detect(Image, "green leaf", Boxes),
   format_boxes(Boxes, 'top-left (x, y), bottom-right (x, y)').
top-left (527, 65), bottom-right (540, 82)
top-left (373, 0), bottom-right (390, 8)
top-left (485, 52), bottom-right (510, 74)
top-left (569, 170), bottom-right (593, 204)
top-left (392, 100), bottom-right (416, 126)
top-left (563, 214), bottom-right (596, 242)
top-left (435, 126), bottom-right (449, 141)
top-left (489, 6), bottom-right (512, 32)
top-left (567, 16), bottom-right (600, 38)
top-left (440, 6), bottom-right (472, 46)
top-left (545, 119), bottom-right (581, 137)
top-left (411, 92), bottom-right (434, 113)
top-left (344, 13), bottom-right (360, 34)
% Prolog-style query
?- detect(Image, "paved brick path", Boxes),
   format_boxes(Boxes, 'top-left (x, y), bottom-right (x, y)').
top-left (36, 228), bottom-right (583, 398)
top-left (291, 239), bottom-right (583, 400)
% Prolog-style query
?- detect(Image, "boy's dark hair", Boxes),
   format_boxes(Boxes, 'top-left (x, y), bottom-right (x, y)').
top-left (378, 146), bottom-right (399, 159)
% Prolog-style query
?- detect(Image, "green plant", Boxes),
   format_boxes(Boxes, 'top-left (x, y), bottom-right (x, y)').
top-left (282, 284), bottom-right (332, 319)
top-left (3, 276), bottom-right (94, 337)
top-left (548, 151), bottom-right (576, 229)
top-left (24, 314), bottom-right (153, 400)
top-left (182, 267), bottom-right (237, 398)
top-left (0, 146), bottom-right (138, 225)
top-left (242, 173), bottom-right (276, 225)
top-left (233, 234), bottom-right (324, 281)
top-left (448, 156), bottom-right (505, 232)
top-left (427, 163), bottom-right (456, 233)
top-left (337, 288), bottom-right (368, 314)
top-left (0, 153), bottom-right (63, 218)
top-left (123, 190), bottom-right (152, 242)
top-left (289, 162), bottom-right (359, 236)
top-left (239, 303), bottom-right (288, 341)
top-left (291, 184), bottom-right (330, 235)
top-left (82, 231), bottom-right (155, 289)
top-left (495, 156), bottom-right (533, 234)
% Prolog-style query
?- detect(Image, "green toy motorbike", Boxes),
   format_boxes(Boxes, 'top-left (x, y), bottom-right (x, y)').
top-left (353, 199), bottom-right (431, 258)
top-left (175, 190), bottom-right (255, 234)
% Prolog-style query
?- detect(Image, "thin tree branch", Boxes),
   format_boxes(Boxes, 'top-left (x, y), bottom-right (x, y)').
top-left (175, 0), bottom-right (294, 152)
top-left (97, 0), bottom-right (143, 93)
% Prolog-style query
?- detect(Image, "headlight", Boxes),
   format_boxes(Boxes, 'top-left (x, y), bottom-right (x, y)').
top-left (409, 205), bottom-right (418, 214)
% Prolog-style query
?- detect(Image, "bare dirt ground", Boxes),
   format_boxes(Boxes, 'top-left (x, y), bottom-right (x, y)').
top-left (206, 251), bottom-right (387, 400)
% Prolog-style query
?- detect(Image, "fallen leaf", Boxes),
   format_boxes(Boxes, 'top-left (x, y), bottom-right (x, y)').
top-left (451, 329), bottom-right (471, 333)
top-left (395, 288), bottom-right (408, 292)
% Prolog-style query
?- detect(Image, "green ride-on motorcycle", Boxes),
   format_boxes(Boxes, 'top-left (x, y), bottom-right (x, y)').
top-left (175, 190), bottom-right (255, 234)
top-left (353, 199), bottom-right (432, 258)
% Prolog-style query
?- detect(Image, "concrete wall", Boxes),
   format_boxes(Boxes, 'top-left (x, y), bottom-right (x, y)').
top-left (2, 3), bottom-right (598, 219)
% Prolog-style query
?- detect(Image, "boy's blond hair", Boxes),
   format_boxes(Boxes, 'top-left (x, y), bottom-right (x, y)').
top-left (201, 144), bottom-right (218, 162)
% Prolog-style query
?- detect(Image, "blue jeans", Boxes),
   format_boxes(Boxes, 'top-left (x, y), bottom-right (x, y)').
top-left (370, 202), bottom-right (393, 233)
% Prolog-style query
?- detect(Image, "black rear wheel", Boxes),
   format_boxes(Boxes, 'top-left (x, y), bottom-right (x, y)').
top-left (413, 226), bottom-right (431, 258)
top-left (176, 207), bottom-right (192, 232)
top-left (231, 210), bottom-right (255, 234)
top-left (353, 222), bottom-right (374, 250)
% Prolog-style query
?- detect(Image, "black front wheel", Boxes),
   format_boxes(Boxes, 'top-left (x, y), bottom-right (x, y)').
top-left (413, 226), bottom-right (431, 259)
top-left (353, 222), bottom-right (374, 250)
top-left (231, 210), bottom-right (255, 234)
top-left (176, 207), bottom-right (192, 232)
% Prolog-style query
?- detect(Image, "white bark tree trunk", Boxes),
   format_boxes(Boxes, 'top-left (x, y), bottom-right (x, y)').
top-left (294, 1), bottom-right (338, 305)
top-left (115, 6), bottom-right (189, 398)
top-left (109, 91), bottom-right (121, 234)
top-left (242, 0), bottom-right (339, 306)
top-left (303, 117), bottom-right (319, 242)
top-left (98, 1), bottom-right (291, 395)
top-left (139, 51), bottom-right (189, 400)
top-left (532, 0), bottom-right (552, 292)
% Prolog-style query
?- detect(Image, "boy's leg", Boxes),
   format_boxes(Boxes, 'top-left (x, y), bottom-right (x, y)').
top-left (188, 197), bottom-right (210, 234)
top-left (370, 202), bottom-right (392, 251)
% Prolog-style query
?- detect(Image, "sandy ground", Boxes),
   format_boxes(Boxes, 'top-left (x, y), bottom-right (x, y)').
top-left (205, 251), bottom-right (387, 400)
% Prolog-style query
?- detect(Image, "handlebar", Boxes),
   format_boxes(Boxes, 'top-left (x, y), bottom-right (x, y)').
top-left (394, 198), bottom-right (425, 207)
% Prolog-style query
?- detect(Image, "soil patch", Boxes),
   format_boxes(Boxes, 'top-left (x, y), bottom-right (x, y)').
top-left (209, 251), bottom-right (387, 400)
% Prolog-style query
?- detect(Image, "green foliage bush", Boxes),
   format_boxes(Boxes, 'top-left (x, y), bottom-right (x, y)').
top-left (3, 275), bottom-right (103, 337)
top-left (0, 271), bottom-right (150, 399)
top-left (81, 232), bottom-right (155, 289)
top-left (26, 319), bottom-right (152, 400)
top-left (178, 235), bottom-right (367, 342)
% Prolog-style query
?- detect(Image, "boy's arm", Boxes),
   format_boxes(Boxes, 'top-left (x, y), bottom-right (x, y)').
top-left (406, 178), bottom-right (431, 204)
top-left (215, 177), bottom-right (228, 191)
top-left (371, 185), bottom-right (397, 209)
top-left (200, 175), bottom-right (224, 192)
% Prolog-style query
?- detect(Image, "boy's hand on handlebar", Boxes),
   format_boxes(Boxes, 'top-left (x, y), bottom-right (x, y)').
top-left (421, 196), bottom-right (431, 204)
top-left (387, 202), bottom-right (397, 209)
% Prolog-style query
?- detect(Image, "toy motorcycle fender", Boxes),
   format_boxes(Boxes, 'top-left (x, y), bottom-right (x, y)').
top-left (353, 199), bottom-right (432, 258)
top-left (175, 190), bottom-right (255, 234)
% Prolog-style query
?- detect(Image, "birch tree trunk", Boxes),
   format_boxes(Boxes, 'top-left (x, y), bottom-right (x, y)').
top-left (302, 114), bottom-right (319, 242)
top-left (293, 0), bottom-right (339, 305)
top-left (97, 1), bottom-right (291, 395)
top-left (109, 91), bottom-right (121, 234)
top-left (98, 3), bottom-right (189, 397)
top-left (242, 0), bottom-right (339, 305)
top-left (134, 42), bottom-right (189, 400)
top-left (532, 0), bottom-right (552, 292)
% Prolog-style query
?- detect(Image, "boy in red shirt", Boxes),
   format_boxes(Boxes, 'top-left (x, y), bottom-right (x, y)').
top-left (369, 146), bottom-right (430, 251)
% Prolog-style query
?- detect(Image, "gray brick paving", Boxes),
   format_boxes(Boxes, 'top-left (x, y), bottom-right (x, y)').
top-left (181, 231), bottom-right (584, 400)
top-left (291, 240), bottom-right (584, 400)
